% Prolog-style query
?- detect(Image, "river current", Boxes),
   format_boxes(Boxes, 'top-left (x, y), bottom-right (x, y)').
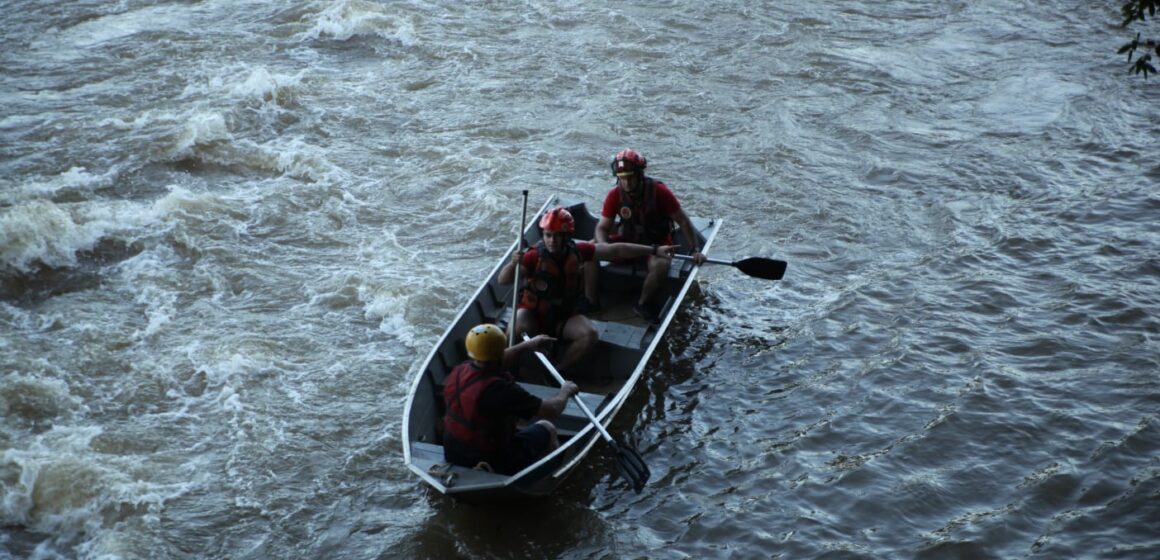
top-left (2, 1), bottom-right (1158, 559)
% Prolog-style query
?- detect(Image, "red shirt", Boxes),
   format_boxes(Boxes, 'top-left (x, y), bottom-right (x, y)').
top-left (600, 181), bottom-right (681, 245)
top-left (600, 181), bottom-right (682, 220)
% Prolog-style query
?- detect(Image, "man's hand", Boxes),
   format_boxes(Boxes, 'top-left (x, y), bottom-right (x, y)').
top-left (524, 333), bottom-right (556, 353)
top-left (559, 380), bottom-right (580, 398)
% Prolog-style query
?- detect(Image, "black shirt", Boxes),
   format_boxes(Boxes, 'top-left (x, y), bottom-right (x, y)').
top-left (443, 373), bottom-right (542, 473)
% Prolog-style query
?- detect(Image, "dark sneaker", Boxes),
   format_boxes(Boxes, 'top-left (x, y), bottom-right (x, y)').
top-left (633, 301), bottom-right (661, 324)
top-left (576, 296), bottom-right (602, 315)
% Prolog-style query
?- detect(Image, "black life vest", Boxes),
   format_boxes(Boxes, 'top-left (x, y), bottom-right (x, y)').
top-left (442, 362), bottom-right (508, 453)
top-left (615, 177), bottom-right (673, 244)
top-left (519, 240), bottom-right (583, 321)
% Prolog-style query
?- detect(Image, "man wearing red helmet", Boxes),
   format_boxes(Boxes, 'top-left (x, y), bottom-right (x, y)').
top-left (499, 206), bottom-right (676, 375)
top-left (593, 148), bottom-right (707, 323)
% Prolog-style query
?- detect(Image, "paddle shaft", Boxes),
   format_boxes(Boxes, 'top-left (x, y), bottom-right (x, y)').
top-left (521, 334), bottom-right (616, 444)
top-left (510, 190), bottom-right (529, 347)
top-left (673, 254), bottom-right (731, 267)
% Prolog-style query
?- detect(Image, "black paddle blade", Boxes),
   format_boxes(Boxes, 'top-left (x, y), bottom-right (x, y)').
top-left (734, 257), bottom-right (787, 281)
top-left (613, 444), bottom-right (651, 494)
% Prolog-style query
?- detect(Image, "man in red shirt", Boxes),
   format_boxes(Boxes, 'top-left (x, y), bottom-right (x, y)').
top-left (592, 149), bottom-right (707, 323)
top-left (499, 207), bottom-right (675, 374)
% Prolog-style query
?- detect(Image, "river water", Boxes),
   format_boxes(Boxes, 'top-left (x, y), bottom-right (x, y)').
top-left (2, 1), bottom-right (1158, 559)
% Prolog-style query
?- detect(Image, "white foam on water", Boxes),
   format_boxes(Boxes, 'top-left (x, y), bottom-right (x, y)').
top-left (156, 105), bottom-right (343, 183)
top-left (0, 198), bottom-right (156, 273)
top-left (229, 67), bottom-right (306, 107)
top-left (133, 285), bottom-right (177, 340)
top-left (1, 423), bottom-right (203, 560)
top-left (4, 166), bottom-right (118, 205)
top-left (366, 292), bottom-right (418, 343)
top-left (297, 0), bottom-right (418, 45)
top-left (179, 65), bottom-right (305, 108)
top-left (0, 372), bottom-right (81, 423)
top-left (25, 3), bottom-right (205, 64)
top-left (166, 111), bottom-right (233, 161)
top-left (265, 137), bottom-right (346, 182)
top-left (150, 184), bottom-right (227, 217)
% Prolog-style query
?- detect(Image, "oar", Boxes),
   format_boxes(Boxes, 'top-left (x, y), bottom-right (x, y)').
top-left (521, 333), bottom-right (651, 494)
top-left (509, 190), bottom-right (529, 347)
top-left (673, 254), bottom-right (787, 280)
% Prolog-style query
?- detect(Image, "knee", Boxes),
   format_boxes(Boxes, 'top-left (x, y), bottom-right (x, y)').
top-left (580, 326), bottom-right (598, 348)
top-left (536, 420), bottom-right (560, 449)
top-left (536, 419), bottom-right (557, 436)
top-left (515, 309), bottom-right (536, 333)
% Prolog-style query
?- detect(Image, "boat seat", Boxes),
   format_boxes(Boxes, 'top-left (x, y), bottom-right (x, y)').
top-left (496, 307), bottom-right (651, 352)
top-left (516, 382), bottom-right (607, 422)
top-left (589, 319), bottom-right (649, 350)
top-left (411, 440), bottom-right (449, 462)
top-left (410, 441), bottom-right (511, 488)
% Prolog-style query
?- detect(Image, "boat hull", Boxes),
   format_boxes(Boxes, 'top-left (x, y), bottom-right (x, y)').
top-left (402, 195), bottom-right (721, 500)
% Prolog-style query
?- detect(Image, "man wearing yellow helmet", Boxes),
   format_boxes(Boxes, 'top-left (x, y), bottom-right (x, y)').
top-left (442, 324), bottom-right (580, 474)
top-left (498, 206), bottom-right (676, 375)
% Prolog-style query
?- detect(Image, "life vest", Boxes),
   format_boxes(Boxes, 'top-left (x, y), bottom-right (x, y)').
top-left (519, 240), bottom-right (583, 322)
top-left (615, 177), bottom-right (673, 244)
top-left (442, 362), bottom-right (508, 452)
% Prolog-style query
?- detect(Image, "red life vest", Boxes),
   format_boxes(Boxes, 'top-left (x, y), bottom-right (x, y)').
top-left (442, 362), bottom-right (508, 452)
top-left (616, 177), bottom-right (673, 244)
top-left (519, 240), bottom-right (583, 322)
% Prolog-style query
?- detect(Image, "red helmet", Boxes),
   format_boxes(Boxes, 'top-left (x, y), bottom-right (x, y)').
top-left (539, 207), bottom-right (575, 234)
top-left (611, 148), bottom-right (647, 177)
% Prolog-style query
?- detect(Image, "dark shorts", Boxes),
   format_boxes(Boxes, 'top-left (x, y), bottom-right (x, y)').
top-left (511, 422), bottom-right (552, 470)
top-left (518, 305), bottom-right (573, 339)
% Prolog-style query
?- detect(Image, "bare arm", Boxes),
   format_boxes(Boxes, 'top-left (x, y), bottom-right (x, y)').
top-left (537, 380), bottom-right (580, 419)
top-left (497, 250), bottom-right (524, 285)
top-left (592, 242), bottom-right (677, 261)
top-left (501, 333), bottom-right (555, 370)
top-left (670, 209), bottom-right (706, 264)
top-left (594, 215), bottom-right (614, 244)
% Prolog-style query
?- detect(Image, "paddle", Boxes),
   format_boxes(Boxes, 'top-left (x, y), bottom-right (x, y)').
top-left (521, 333), bottom-right (651, 494)
top-left (509, 190), bottom-right (529, 347)
top-left (673, 254), bottom-right (787, 280)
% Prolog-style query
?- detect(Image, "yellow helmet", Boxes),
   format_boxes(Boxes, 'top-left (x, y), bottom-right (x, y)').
top-left (465, 324), bottom-right (506, 362)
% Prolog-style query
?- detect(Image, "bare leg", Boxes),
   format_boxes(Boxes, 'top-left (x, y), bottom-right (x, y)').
top-left (583, 260), bottom-right (600, 304)
top-left (512, 308), bottom-right (544, 382)
top-left (638, 255), bottom-right (671, 305)
top-left (514, 307), bottom-right (538, 339)
top-left (558, 313), bottom-right (598, 375)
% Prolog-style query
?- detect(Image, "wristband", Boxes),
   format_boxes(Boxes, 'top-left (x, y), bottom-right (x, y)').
top-left (651, 244), bottom-right (658, 256)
